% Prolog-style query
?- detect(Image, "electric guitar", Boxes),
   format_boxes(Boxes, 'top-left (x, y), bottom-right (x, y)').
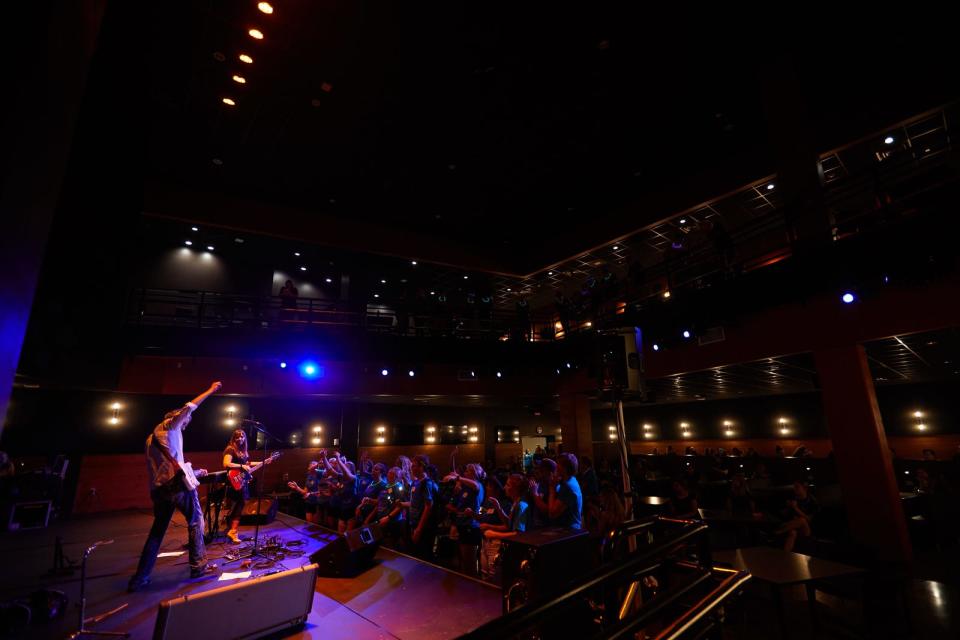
top-left (227, 451), bottom-right (281, 491)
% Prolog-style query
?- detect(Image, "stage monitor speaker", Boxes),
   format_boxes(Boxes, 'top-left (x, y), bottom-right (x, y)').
top-left (309, 524), bottom-right (383, 577)
top-left (153, 563), bottom-right (317, 640)
top-left (239, 497), bottom-right (278, 525)
top-left (500, 527), bottom-right (592, 613)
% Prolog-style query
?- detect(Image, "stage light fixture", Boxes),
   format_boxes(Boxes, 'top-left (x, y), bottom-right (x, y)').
top-left (232, 75), bottom-right (246, 84)
top-left (767, 183), bottom-right (775, 190)
top-left (679, 218), bottom-right (686, 224)
top-left (184, 240), bottom-right (192, 246)
top-left (463, 275), bottom-right (469, 280)
top-left (294, 252), bottom-right (300, 257)
top-left (325, 277), bottom-right (332, 283)
top-left (279, 362), bottom-right (287, 369)
top-left (884, 136), bottom-right (895, 144)
top-left (682, 330), bottom-right (691, 339)
top-left (239, 53), bottom-right (253, 64)
top-left (841, 292), bottom-right (856, 304)
top-left (496, 371), bottom-right (502, 378)
top-left (566, 362), bottom-right (572, 369)
top-left (613, 245), bottom-right (619, 250)
top-left (298, 361), bottom-right (322, 379)
top-left (248, 28), bottom-right (264, 40)
top-left (408, 370), bottom-right (415, 377)
top-left (207, 246), bottom-right (215, 251)
top-left (191, 227), bottom-right (198, 232)
top-left (662, 291), bottom-right (671, 299)
top-left (381, 279), bottom-right (387, 284)
top-left (652, 343), bottom-right (660, 351)
top-left (222, 97), bottom-right (236, 106)
top-left (257, 2), bottom-right (273, 14)
top-left (373, 293), bottom-right (380, 298)
top-left (913, 410), bottom-right (923, 418)
top-left (381, 368), bottom-right (389, 376)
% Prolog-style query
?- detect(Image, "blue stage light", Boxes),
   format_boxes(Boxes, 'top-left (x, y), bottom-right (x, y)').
top-left (280, 361), bottom-right (287, 369)
top-left (298, 361), bottom-right (323, 379)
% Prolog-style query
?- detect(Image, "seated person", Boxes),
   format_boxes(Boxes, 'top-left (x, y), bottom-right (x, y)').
top-left (726, 473), bottom-right (756, 517)
top-left (669, 479), bottom-right (699, 519)
top-left (775, 481), bottom-right (819, 551)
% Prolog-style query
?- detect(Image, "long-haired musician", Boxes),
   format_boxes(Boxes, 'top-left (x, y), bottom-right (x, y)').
top-left (222, 428), bottom-right (257, 543)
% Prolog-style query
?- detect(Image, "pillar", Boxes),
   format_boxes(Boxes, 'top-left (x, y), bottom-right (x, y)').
top-left (559, 392), bottom-right (593, 463)
top-left (814, 345), bottom-right (911, 565)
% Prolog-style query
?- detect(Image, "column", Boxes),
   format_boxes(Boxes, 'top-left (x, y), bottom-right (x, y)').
top-left (814, 345), bottom-right (911, 565)
top-left (559, 392), bottom-right (593, 463)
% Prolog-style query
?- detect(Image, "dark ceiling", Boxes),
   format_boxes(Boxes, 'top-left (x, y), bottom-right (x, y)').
top-left (140, 2), bottom-right (959, 273)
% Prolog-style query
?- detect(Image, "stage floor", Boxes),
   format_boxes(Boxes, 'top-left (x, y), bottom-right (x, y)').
top-left (0, 510), bottom-right (502, 639)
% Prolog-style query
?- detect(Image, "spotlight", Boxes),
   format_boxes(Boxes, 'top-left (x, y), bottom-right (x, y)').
top-left (257, 2), bottom-right (274, 14)
top-left (496, 371), bottom-right (502, 378)
top-left (239, 53), bottom-right (253, 64)
top-left (566, 363), bottom-right (572, 369)
top-left (411, 260), bottom-right (417, 266)
top-left (662, 291), bottom-right (671, 299)
top-left (191, 227), bottom-right (198, 232)
top-left (463, 275), bottom-right (469, 280)
top-left (222, 97), bottom-right (236, 106)
top-left (206, 246), bottom-right (215, 251)
top-left (913, 410), bottom-right (923, 418)
top-left (652, 344), bottom-right (660, 351)
top-left (325, 278), bottom-right (332, 283)
top-left (298, 361), bottom-right (322, 379)
top-left (232, 75), bottom-right (246, 84)
top-left (682, 330), bottom-right (691, 339)
top-left (248, 28), bottom-right (264, 40)
top-left (300, 266), bottom-right (307, 271)
top-left (613, 245), bottom-right (619, 250)
top-left (280, 362), bottom-right (287, 368)
top-left (884, 136), bottom-right (895, 145)
top-left (841, 292), bottom-right (856, 304)
top-left (766, 183), bottom-right (775, 190)
top-left (381, 369), bottom-right (389, 376)
top-left (185, 240), bottom-right (193, 246)
top-left (373, 293), bottom-right (380, 298)
top-left (679, 218), bottom-right (686, 224)
top-left (408, 370), bottom-right (415, 377)
top-left (294, 252), bottom-right (300, 257)
top-left (381, 279), bottom-right (387, 284)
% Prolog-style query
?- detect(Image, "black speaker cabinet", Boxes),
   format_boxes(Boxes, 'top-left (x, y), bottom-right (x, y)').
top-left (239, 497), bottom-right (278, 525)
top-left (499, 527), bottom-right (592, 613)
top-left (309, 524), bottom-right (383, 577)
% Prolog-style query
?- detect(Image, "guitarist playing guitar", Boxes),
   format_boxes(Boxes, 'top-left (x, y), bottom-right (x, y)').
top-left (222, 429), bottom-right (279, 543)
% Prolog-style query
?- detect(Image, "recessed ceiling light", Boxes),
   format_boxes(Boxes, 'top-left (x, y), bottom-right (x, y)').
top-left (248, 28), bottom-right (264, 40)
top-left (430, 291), bottom-right (435, 295)
top-left (239, 53), bottom-right (253, 64)
top-left (184, 240), bottom-right (193, 246)
top-left (381, 279), bottom-right (387, 284)
top-left (191, 227), bottom-right (198, 232)
top-left (767, 183), bottom-right (775, 190)
top-left (463, 275), bottom-right (468, 280)
top-left (373, 293), bottom-right (380, 298)
top-left (612, 245), bottom-right (619, 250)
top-left (300, 266), bottom-right (307, 271)
top-left (884, 136), bottom-right (895, 145)
top-left (222, 97), bottom-right (236, 106)
top-left (506, 288), bottom-right (511, 291)
top-left (548, 271), bottom-right (553, 276)
top-left (257, 2), bottom-right (274, 14)
top-left (679, 218), bottom-right (686, 224)
top-left (411, 260), bottom-right (417, 266)
top-left (294, 252), bottom-right (300, 257)
top-left (325, 278), bottom-right (332, 283)
top-left (207, 246), bottom-right (215, 251)
top-left (232, 75), bottom-right (246, 84)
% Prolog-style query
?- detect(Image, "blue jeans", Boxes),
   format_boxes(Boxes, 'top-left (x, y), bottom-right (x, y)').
top-left (132, 485), bottom-right (207, 580)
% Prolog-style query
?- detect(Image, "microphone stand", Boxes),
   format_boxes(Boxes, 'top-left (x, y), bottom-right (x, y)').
top-left (68, 540), bottom-right (129, 639)
top-left (237, 419), bottom-right (279, 561)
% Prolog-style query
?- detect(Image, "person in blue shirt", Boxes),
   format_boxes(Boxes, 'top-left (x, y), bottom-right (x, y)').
top-left (549, 453), bottom-right (583, 530)
top-left (445, 463), bottom-right (485, 577)
top-left (351, 463), bottom-right (387, 529)
top-left (367, 466), bottom-right (405, 545)
top-left (404, 455), bottom-right (439, 559)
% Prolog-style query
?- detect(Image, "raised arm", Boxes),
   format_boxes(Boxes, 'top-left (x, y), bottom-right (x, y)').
top-left (190, 381), bottom-right (222, 407)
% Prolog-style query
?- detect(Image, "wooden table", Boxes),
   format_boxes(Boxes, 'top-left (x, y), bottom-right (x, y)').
top-left (714, 547), bottom-right (864, 638)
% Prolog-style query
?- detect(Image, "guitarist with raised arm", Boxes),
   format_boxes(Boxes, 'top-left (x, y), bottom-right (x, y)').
top-left (128, 382), bottom-right (222, 592)
top-left (222, 429), bottom-right (278, 543)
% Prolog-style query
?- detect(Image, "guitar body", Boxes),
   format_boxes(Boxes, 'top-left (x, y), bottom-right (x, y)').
top-left (226, 452), bottom-right (282, 492)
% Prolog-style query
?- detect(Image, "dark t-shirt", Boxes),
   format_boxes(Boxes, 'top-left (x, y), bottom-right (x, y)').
top-left (454, 482), bottom-right (484, 529)
top-left (480, 496), bottom-right (510, 526)
top-left (509, 498), bottom-right (533, 532)
top-left (409, 476), bottom-right (438, 527)
top-left (374, 482), bottom-right (405, 520)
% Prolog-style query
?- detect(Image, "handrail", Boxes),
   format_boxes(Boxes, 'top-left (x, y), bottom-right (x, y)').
top-left (648, 568), bottom-right (751, 640)
top-left (457, 518), bottom-right (708, 640)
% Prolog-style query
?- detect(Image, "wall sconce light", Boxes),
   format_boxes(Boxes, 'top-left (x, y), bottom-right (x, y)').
top-left (225, 405), bottom-right (237, 427)
top-left (108, 402), bottom-right (122, 425)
